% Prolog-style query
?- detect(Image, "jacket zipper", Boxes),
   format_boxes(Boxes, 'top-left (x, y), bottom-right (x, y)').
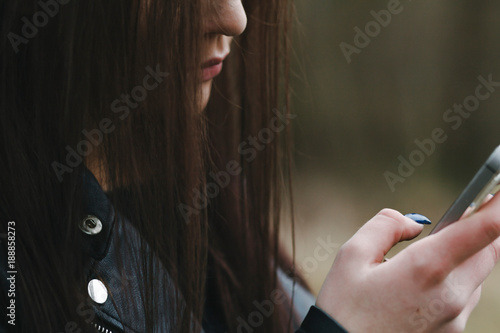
top-left (92, 321), bottom-right (114, 333)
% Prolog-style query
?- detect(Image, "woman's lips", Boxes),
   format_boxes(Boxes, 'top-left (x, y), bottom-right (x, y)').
top-left (202, 57), bottom-right (224, 82)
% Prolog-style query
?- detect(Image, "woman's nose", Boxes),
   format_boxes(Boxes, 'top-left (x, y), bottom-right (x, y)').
top-left (204, 0), bottom-right (247, 37)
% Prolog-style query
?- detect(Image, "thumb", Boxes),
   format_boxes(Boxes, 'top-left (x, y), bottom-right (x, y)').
top-left (342, 209), bottom-right (424, 267)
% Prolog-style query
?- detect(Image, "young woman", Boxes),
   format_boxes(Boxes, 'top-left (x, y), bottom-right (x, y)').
top-left (2, 1), bottom-right (500, 332)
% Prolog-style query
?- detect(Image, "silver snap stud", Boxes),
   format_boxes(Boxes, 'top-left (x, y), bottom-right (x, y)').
top-left (88, 279), bottom-right (108, 304)
top-left (79, 215), bottom-right (103, 235)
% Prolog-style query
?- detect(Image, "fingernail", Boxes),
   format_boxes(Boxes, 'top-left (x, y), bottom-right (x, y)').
top-left (404, 213), bottom-right (432, 225)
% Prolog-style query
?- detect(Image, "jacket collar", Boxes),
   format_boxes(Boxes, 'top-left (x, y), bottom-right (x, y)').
top-left (80, 168), bottom-right (116, 261)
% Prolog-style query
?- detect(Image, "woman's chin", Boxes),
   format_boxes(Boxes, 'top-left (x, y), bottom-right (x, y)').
top-left (200, 80), bottom-right (213, 111)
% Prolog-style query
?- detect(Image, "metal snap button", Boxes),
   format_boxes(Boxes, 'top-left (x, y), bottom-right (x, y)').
top-left (79, 215), bottom-right (103, 235)
top-left (88, 279), bottom-right (108, 304)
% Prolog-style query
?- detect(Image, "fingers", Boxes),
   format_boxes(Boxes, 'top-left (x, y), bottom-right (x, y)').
top-left (424, 193), bottom-right (500, 277)
top-left (447, 286), bottom-right (482, 333)
top-left (450, 236), bottom-right (500, 294)
top-left (462, 286), bottom-right (482, 321)
top-left (461, 194), bottom-right (494, 220)
top-left (340, 209), bottom-right (424, 266)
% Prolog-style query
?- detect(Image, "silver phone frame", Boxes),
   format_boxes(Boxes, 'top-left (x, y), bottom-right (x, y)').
top-left (430, 145), bottom-right (500, 235)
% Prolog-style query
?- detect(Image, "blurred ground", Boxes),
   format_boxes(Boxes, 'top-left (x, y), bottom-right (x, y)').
top-left (288, 0), bottom-right (500, 331)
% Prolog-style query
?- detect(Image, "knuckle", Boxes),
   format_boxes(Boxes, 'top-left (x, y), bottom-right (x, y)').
top-left (337, 242), bottom-right (349, 255)
top-left (375, 208), bottom-right (406, 235)
top-left (338, 240), bottom-right (357, 257)
top-left (443, 300), bottom-right (465, 321)
top-left (337, 239), bottom-right (365, 261)
top-left (376, 208), bottom-right (402, 221)
top-left (410, 253), bottom-right (448, 287)
top-left (407, 251), bottom-right (426, 274)
top-left (480, 214), bottom-right (500, 242)
top-left (427, 264), bottom-right (449, 285)
top-left (487, 242), bottom-right (500, 263)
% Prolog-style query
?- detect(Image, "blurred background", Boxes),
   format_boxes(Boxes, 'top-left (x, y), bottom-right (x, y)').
top-left (286, 0), bottom-right (500, 331)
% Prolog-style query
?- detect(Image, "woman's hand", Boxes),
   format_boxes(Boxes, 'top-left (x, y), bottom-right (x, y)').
top-left (316, 194), bottom-right (500, 333)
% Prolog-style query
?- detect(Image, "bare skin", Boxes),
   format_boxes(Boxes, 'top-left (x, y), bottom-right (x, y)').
top-left (197, 3), bottom-right (500, 332)
top-left (200, 0), bottom-right (247, 110)
top-left (316, 194), bottom-right (500, 332)
top-left (93, 2), bottom-right (500, 331)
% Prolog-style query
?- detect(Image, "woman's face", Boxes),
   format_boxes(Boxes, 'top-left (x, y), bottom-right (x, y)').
top-left (200, 0), bottom-right (247, 110)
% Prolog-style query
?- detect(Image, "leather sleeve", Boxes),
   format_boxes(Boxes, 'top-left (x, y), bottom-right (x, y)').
top-left (296, 306), bottom-right (349, 333)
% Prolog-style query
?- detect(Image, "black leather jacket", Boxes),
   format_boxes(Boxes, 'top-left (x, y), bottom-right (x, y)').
top-left (0, 170), bottom-right (347, 332)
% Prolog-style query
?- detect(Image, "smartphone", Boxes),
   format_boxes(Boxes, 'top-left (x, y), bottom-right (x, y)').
top-left (429, 145), bottom-right (500, 235)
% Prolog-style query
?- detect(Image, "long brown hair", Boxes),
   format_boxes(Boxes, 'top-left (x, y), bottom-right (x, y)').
top-left (0, 0), bottom-right (299, 332)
